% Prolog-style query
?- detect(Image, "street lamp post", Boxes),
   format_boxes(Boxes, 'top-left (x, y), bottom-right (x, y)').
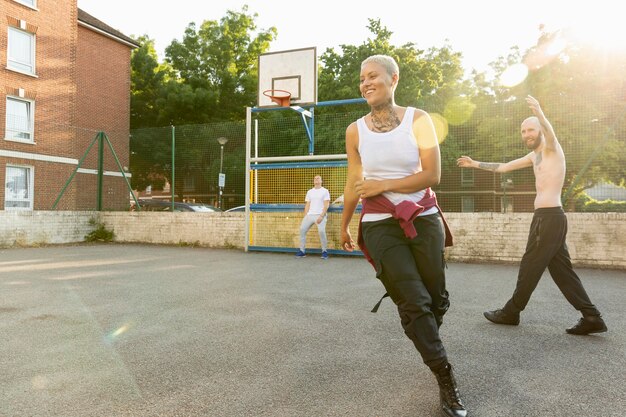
top-left (217, 137), bottom-right (228, 209)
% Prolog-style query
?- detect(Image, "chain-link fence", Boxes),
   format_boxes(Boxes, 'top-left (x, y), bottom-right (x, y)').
top-left (129, 121), bottom-right (246, 211)
top-left (129, 97), bottom-right (625, 213)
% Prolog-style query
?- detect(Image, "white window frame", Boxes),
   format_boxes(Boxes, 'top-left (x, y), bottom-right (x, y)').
top-left (5, 96), bottom-right (35, 143)
top-left (461, 168), bottom-right (474, 186)
top-left (461, 196), bottom-right (475, 213)
top-left (12, 0), bottom-right (38, 9)
top-left (7, 26), bottom-right (36, 75)
top-left (4, 164), bottom-right (34, 211)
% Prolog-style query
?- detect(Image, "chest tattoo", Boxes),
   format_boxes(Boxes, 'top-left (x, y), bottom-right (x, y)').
top-left (535, 152), bottom-right (542, 167)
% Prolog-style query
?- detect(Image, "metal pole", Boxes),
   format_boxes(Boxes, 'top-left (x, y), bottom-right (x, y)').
top-left (97, 131), bottom-right (104, 211)
top-left (216, 136), bottom-right (228, 210)
top-left (52, 132), bottom-right (100, 209)
top-left (219, 144), bottom-right (224, 209)
top-left (171, 125), bottom-right (175, 211)
top-left (245, 107), bottom-right (251, 252)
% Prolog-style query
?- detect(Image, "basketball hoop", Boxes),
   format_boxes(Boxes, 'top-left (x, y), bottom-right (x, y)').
top-left (263, 89), bottom-right (292, 107)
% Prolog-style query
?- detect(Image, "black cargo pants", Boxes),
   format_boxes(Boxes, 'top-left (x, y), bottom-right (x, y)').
top-left (361, 212), bottom-right (450, 370)
top-left (503, 207), bottom-right (600, 317)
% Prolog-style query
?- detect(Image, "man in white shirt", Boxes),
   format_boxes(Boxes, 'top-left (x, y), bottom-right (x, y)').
top-left (296, 175), bottom-right (331, 259)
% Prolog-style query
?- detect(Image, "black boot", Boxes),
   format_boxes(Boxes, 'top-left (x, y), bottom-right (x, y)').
top-left (566, 315), bottom-right (607, 335)
top-left (432, 363), bottom-right (467, 417)
top-left (484, 308), bottom-right (519, 325)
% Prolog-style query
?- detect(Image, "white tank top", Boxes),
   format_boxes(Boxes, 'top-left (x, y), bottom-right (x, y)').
top-left (357, 107), bottom-right (438, 221)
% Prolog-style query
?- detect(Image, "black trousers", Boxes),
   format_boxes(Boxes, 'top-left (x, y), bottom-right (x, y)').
top-left (361, 213), bottom-right (449, 370)
top-left (503, 207), bottom-right (600, 317)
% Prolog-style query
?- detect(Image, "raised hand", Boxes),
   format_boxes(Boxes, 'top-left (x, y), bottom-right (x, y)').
top-left (525, 95), bottom-right (544, 117)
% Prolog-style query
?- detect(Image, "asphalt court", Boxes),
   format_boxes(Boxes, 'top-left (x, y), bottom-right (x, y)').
top-left (1, 244), bottom-right (625, 417)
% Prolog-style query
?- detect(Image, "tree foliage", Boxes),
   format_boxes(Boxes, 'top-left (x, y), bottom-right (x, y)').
top-left (130, 36), bottom-right (171, 129)
top-left (318, 19), bottom-right (468, 111)
top-left (129, 12), bottom-right (626, 206)
top-left (462, 28), bottom-right (626, 200)
top-left (130, 6), bottom-right (276, 128)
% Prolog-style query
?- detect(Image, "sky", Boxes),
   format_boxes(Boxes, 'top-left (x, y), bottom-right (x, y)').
top-left (77, 0), bottom-right (624, 75)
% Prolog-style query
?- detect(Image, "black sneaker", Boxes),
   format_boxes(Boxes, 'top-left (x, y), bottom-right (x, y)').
top-left (566, 316), bottom-right (607, 335)
top-left (484, 309), bottom-right (520, 325)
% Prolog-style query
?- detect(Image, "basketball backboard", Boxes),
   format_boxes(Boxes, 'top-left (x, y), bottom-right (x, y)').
top-left (257, 47), bottom-right (317, 108)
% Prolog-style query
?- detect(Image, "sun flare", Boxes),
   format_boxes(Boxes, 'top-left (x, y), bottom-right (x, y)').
top-left (564, 13), bottom-right (626, 52)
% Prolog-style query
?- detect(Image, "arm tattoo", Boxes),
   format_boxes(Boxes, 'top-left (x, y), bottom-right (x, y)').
top-left (479, 162), bottom-right (500, 171)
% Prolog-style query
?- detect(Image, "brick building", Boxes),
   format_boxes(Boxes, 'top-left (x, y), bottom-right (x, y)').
top-left (1, 0), bottom-right (139, 210)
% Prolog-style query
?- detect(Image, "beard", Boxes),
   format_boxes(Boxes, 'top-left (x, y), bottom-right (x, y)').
top-left (525, 132), bottom-right (543, 150)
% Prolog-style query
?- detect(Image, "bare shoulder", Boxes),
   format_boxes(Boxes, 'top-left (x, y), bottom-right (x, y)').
top-left (412, 108), bottom-right (430, 121)
top-left (346, 121), bottom-right (358, 137)
top-left (345, 122), bottom-right (359, 147)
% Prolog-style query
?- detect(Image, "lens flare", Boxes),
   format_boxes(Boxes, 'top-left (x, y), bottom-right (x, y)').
top-left (565, 14), bottom-right (626, 52)
top-left (546, 37), bottom-right (567, 56)
top-left (523, 33), bottom-right (568, 71)
top-left (112, 325), bottom-right (129, 337)
top-left (429, 113), bottom-right (449, 144)
top-left (498, 64), bottom-right (529, 88)
top-left (443, 97), bottom-right (476, 126)
top-left (105, 323), bottom-right (132, 344)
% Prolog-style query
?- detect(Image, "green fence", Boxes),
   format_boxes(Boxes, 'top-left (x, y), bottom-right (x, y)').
top-left (129, 97), bottom-right (626, 213)
top-left (130, 121), bottom-right (246, 211)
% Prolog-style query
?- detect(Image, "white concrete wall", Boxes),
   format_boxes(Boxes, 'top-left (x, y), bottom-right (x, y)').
top-left (0, 211), bottom-right (624, 269)
top-left (444, 212), bottom-right (626, 269)
top-left (0, 211), bottom-right (95, 246)
top-left (99, 212), bottom-right (244, 248)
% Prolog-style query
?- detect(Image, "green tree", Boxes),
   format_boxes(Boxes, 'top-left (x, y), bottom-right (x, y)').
top-left (130, 36), bottom-right (171, 129)
top-left (314, 19), bottom-right (469, 160)
top-left (459, 29), bottom-right (626, 204)
top-left (162, 6), bottom-right (277, 123)
top-left (129, 7), bottom-right (275, 198)
top-left (521, 30), bottom-right (626, 199)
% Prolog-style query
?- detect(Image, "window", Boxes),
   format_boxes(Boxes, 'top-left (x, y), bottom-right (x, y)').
top-left (183, 175), bottom-right (196, 192)
top-left (5, 165), bottom-right (34, 210)
top-left (13, 0), bottom-right (37, 7)
top-left (8, 27), bottom-right (35, 74)
top-left (461, 168), bottom-right (474, 186)
top-left (501, 197), bottom-right (513, 213)
top-left (5, 97), bottom-right (34, 141)
top-left (16, 0), bottom-right (37, 7)
top-left (461, 196), bottom-right (474, 213)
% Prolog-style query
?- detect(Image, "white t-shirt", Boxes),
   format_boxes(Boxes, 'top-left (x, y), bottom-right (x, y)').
top-left (305, 187), bottom-right (330, 215)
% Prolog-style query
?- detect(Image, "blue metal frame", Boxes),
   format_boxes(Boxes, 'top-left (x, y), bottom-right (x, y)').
top-left (251, 98), bottom-right (366, 113)
top-left (253, 160), bottom-right (347, 170)
top-left (246, 97), bottom-right (367, 255)
top-left (248, 246), bottom-right (363, 257)
top-left (251, 98), bottom-right (366, 155)
top-left (249, 203), bottom-right (361, 213)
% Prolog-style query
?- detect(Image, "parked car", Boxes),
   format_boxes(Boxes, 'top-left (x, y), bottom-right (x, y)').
top-left (135, 199), bottom-right (222, 212)
top-left (225, 205), bottom-right (246, 212)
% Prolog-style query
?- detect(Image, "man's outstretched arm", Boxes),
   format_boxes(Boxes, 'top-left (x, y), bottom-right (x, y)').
top-left (457, 155), bottom-right (533, 173)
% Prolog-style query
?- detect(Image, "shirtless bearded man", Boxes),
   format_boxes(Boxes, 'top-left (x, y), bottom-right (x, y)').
top-left (457, 95), bottom-right (607, 335)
